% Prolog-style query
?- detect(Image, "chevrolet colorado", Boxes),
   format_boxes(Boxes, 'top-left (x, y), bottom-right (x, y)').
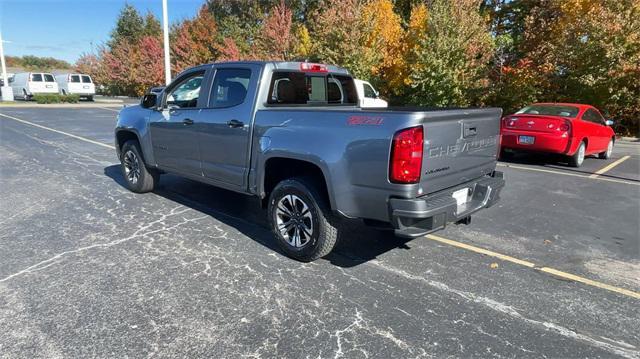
top-left (115, 61), bottom-right (505, 261)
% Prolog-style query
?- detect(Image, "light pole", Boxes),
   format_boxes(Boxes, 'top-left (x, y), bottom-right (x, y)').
top-left (0, 29), bottom-right (14, 101)
top-left (162, 0), bottom-right (171, 85)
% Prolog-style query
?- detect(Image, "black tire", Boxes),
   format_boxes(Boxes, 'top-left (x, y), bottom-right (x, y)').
top-left (598, 138), bottom-right (614, 159)
top-left (86, 95), bottom-right (94, 102)
top-left (568, 141), bottom-right (586, 167)
top-left (267, 177), bottom-right (339, 262)
top-left (499, 148), bottom-right (514, 160)
top-left (61, 89), bottom-right (67, 96)
top-left (120, 140), bottom-right (158, 193)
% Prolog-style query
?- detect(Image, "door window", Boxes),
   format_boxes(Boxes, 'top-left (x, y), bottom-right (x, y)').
top-left (70, 75), bottom-right (81, 83)
top-left (363, 83), bottom-right (377, 98)
top-left (208, 68), bottom-right (251, 108)
top-left (44, 74), bottom-right (55, 82)
top-left (30, 74), bottom-right (43, 82)
top-left (582, 109), bottom-right (603, 124)
top-left (166, 72), bottom-right (204, 108)
top-left (81, 75), bottom-right (92, 83)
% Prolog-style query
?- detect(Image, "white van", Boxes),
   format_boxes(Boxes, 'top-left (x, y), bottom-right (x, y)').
top-left (354, 79), bottom-right (388, 108)
top-left (55, 73), bottom-right (96, 100)
top-left (9, 72), bottom-right (59, 100)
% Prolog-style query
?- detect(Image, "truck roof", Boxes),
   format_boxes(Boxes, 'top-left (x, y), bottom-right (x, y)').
top-left (197, 61), bottom-right (350, 75)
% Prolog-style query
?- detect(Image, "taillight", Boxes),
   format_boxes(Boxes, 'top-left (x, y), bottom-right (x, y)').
top-left (390, 126), bottom-right (423, 184)
top-left (559, 121), bottom-right (570, 132)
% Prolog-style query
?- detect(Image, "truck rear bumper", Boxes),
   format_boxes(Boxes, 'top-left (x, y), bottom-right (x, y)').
top-left (389, 171), bottom-right (505, 238)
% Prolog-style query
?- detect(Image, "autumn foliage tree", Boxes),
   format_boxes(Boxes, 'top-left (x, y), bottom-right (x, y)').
top-left (77, 1), bottom-right (638, 135)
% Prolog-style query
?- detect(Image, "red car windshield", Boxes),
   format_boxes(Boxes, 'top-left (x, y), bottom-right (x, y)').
top-left (516, 105), bottom-right (579, 118)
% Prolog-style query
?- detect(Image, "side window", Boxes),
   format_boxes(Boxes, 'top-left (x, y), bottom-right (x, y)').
top-left (81, 75), bottom-right (92, 83)
top-left (44, 74), bottom-right (55, 82)
top-left (208, 68), bottom-right (251, 108)
top-left (583, 109), bottom-right (599, 124)
top-left (70, 75), bottom-right (81, 83)
top-left (592, 109), bottom-right (605, 125)
top-left (363, 83), bottom-right (376, 98)
top-left (166, 72), bottom-right (204, 109)
top-left (31, 74), bottom-right (43, 82)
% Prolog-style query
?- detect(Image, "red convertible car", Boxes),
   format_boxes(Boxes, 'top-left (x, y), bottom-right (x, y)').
top-left (500, 103), bottom-right (615, 167)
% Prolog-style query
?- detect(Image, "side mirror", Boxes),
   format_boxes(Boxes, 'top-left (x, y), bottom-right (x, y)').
top-left (605, 119), bottom-right (614, 126)
top-left (141, 93), bottom-right (158, 109)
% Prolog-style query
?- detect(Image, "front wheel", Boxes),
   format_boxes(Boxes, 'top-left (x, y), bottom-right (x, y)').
top-left (568, 141), bottom-right (586, 167)
top-left (598, 139), bottom-right (613, 159)
top-left (267, 177), bottom-right (339, 262)
top-left (120, 140), bottom-right (158, 193)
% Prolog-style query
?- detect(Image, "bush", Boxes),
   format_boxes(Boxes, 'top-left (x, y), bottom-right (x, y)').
top-left (33, 93), bottom-right (80, 104)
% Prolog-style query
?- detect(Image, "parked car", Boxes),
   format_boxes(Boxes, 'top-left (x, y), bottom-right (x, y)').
top-left (115, 61), bottom-right (505, 261)
top-left (500, 103), bottom-right (616, 167)
top-left (9, 72), bottom-right (59, 100)
top-left (55, 73), bottom-right (95, 100)
top-left (354, 79), bottom-right (388, 108)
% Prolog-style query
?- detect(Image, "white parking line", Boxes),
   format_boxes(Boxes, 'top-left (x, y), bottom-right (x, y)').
top-left (589, 155), bottom-right (631, 178)
top-left (0, 112), bottom-right (115, 149)
top-left (97, 106), bottom-right (121, 112)
top-left (497, 163), bottom-right (639, 186)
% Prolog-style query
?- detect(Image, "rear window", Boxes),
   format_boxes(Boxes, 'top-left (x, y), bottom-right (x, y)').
top-left (268, 71), bottom-right (357, 106)
top-left (516, 105), bottom-right (579, 118)
top-left (30, 74), bottom-right (43, 82)
top-left (70, 75), bottom-right (81, 83)
top-left (81, 75), bottom-right (92, 83)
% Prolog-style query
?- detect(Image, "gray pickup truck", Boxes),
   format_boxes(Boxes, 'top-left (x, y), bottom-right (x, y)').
top-left (115, 61), bottom-right (505, 261)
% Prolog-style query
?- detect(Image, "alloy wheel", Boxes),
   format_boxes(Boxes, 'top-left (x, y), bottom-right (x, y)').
top-left (275, 194), bottom-right (314, 248)
top-left (123, 150), bottom-right (141, 185)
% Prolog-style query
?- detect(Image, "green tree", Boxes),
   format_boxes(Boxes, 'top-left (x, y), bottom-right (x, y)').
top-left (109, 3), bottom-right (145, 47)
top-left (406, 0), bottom-right (495, 107)
top-left (142, 11), bottom-right (162, 37)
top-left (308, 0), bottom-right (379, 79)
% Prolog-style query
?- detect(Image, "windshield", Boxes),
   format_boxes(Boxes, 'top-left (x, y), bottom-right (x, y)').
top-left (516, 105), bottom-right (579, 118)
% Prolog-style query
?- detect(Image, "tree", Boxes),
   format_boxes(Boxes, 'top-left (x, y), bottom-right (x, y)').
top-left (406, 0), bottom-right (495, 107)
top-left (142, 11), bottom-right (162, 37)
top-left (171, 6), bottom-right (219, 73)
top-left (109, 3), bottom-right (145, 47)
top-left (361, 0), bottom-right (406, 97)
top-left (309, 0), bottom-right (379, 79)
top-left (254, 0), bottom-right (294, 60)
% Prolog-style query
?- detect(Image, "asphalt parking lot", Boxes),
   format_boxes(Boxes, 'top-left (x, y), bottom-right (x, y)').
top-left (1, 106), bottom-right (639, 358)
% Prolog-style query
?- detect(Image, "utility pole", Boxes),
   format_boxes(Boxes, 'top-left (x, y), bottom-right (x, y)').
top-left (162, 0), bottom-right (171, 85)
top-left (0, 28), bottom-right (14, 101)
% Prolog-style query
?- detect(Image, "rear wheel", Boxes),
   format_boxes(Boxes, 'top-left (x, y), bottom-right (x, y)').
top-left (22, 89), bottom-right (30, 101)
top-left (267, 177), bottom-right (339, 262)
top-left (598, 139), bottom-right (613, 159)
top-left (120, 140), bottom-right (158, 193)
top-left (87, 95), bottom-right (94, 102)
top-left (568, 141), bottom-right (586, 167)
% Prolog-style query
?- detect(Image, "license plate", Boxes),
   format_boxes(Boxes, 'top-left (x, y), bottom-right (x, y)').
top-left (83, 85), bottom-right (89, 89)
top-left (518, 135), bottom-right (535, 145)
top-left (452, 188), bottom-right (469, 206)
top-left (45, 85), bottom-right (53, 88)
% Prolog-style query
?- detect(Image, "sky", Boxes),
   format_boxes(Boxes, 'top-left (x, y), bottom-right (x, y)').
top-left (0, 0), bottom-right (205, 64)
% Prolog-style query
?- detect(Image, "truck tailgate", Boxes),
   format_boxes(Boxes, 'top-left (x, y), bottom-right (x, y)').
top-left (420, 108), bottom-right (502, 194)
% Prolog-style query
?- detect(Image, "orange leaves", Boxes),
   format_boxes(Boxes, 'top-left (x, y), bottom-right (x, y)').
top-left (254, 0), bottom-right (294, 61)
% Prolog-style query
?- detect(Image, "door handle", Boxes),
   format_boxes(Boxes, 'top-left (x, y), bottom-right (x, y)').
top-left (227, 119), bottom-right (244, 128)
top-left (182, 118), bottom-right (194, 125)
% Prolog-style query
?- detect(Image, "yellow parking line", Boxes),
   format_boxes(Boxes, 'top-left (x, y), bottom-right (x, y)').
top-left (426, 234), bottom-right (640, 300)
top-left (589, 155), bottom-right (630, 178)
top-left (497, 163), bottom-right (639, 186)
top-left (0, 112), bottom-right (115, 149)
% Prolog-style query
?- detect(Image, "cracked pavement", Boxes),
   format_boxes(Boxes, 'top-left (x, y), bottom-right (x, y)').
top-left (0, 107), bottom-right (639, 358)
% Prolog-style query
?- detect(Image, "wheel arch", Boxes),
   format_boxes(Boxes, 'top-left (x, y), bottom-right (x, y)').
top-left (260, 156), bottom-right (334, 210)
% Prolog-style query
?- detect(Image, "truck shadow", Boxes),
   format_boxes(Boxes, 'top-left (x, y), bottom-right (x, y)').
top-left (104, 165), bottom-right (413, 268)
